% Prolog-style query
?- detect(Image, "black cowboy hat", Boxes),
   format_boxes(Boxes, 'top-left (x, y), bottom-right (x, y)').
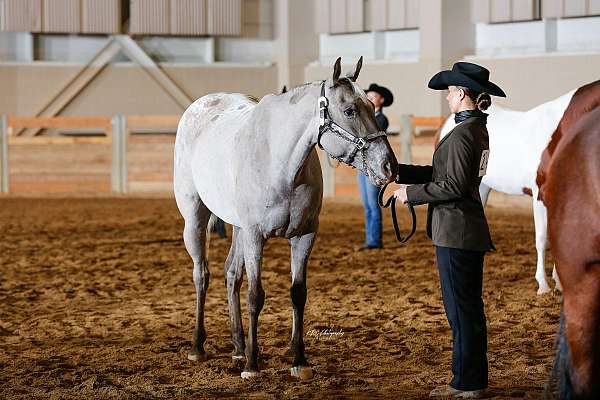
top-left (428, 62), bottom-right (506, 97)
top-left (366, 83), bottom-right (394, 107)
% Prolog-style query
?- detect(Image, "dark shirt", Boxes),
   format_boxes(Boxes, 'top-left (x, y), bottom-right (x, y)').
top-left (375, 111), bottom-right (389, 132)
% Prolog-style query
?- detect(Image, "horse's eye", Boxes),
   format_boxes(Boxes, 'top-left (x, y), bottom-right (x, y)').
top-left (344, 108), bottom-right (356, 118)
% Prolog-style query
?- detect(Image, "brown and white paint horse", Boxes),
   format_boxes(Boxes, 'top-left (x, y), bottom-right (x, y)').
top-left (537, 81), bottom-right (600, 399)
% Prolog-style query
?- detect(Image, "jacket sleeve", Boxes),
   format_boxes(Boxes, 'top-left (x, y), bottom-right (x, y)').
top-left (406, 132), bottom-right (475, 205)
top-left (395, 164), bottom-right (433, 184)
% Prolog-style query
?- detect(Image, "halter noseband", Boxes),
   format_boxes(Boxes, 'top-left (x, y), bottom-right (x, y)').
top-left (317, 81), bottom-right (387, 167)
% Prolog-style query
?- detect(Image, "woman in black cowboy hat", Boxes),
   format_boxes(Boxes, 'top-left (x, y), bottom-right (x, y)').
top-left (356, 83), bottom-right (394, 250)
top-left (393, 62), bottom-right (506, 398)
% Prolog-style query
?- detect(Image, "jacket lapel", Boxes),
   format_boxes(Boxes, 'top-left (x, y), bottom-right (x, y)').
top-left (434, 117), bottom-right (478, 155)
top-left (433, 124), bottom-right (457, 154)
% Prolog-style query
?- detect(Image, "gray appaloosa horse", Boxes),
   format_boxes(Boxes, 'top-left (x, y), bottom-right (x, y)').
top-left (173, 57), bottom-right (397, 380)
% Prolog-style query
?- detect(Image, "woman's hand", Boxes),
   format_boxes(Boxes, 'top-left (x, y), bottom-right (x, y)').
top-left (393, 184), bottom-right (409, 204)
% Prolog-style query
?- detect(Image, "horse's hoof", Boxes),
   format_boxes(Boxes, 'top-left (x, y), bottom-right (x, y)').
top-left (241, 370), bottom-right (261, 379)
top-left (537, 286), bottom-right (551, 296)
top-left (554, 282), bottom-right (563, 293)
top-left (290, 366), bottom-right (313, 380)
top-left (187, 350), bottom-right (208, 362)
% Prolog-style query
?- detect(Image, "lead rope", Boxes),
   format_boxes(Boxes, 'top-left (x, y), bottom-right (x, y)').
top-left (378, 183), bottom-right (417, 244)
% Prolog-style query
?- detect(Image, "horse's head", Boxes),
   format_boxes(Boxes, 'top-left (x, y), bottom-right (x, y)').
top-left (317, 57), bottom-right (397, 186)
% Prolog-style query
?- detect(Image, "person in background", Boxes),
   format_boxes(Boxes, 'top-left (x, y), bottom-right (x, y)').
top-left (356, 83), bottom-right (394, 251)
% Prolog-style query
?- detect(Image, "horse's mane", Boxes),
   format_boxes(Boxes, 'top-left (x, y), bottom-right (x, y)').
top-left (281, 78), bottom-right (358, 95)
top-left (278, 81), bottom-right (320, 96)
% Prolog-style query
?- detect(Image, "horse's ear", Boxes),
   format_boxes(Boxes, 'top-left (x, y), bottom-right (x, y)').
top-left (281, 85), bottom-right (287, 94)
top-left (346, 56), bottom-right (363, 82)
top-left (332, 57), bottom-right (342, 83)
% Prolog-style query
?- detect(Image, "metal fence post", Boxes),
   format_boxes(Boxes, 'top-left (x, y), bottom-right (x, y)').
top-left (1, 115), bottom-right (9, 193)
top-left (111, 115), bottom-right (128, 193)
top-left (399, 114), bottom-right (413, 164)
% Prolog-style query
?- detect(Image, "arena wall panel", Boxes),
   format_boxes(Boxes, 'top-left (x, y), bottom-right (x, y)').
top-left (130, 0), bottom-right (170, 35)
top-left (472, 0), bottom-right (491, 23)
top-left (369, 0), bottom-right (419, 31)
top-left (207, 0), bottom-right (241, 36)
top-left (43, 0), bottom-right (81, 33)
top-left (242, 0), bottom-right (272, 38)
top-left (541, 0), bottom-right (564, 18)
top-left (329, 0), bottom-right (347, 33)
top-left (405, 0), bottom-right (419, 28)
top-left (345, 0), bottom-right (363, 32)
top-left (314, 0), bottom-right (331, 33)
top-left (170, 0), bottom-right (206, 35)
top-left (490, 0), bottom-right (511, 22)
top-left (590, 0), bottom-right (600, 15)
top-left (511, 0), bottom-right (535, 21)
top-left (542, 0), bottom-right (600, 17)
top-left (369, 0), bottom-right (387, 31)
top-left (564, 0), bottom-right (587, 17)
top-left (0, 0), bottom-right (42, 32)
top-left (82, 0), bottom-right (121, 34)
top-left (386, 0), bottom-right (407, 30)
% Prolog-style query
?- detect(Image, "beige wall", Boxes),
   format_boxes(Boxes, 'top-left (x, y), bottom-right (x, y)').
top-left (0, 64), bottom-right (17, 113)
top-left (306, 59), bottom-right (443, 124)
top-left (306, 52), bottom-right (600, 121)
top-left (465, 53), bottom-right (600, 110)
top-left (2, 52), bottom-right (598, 120)
top-left (0, 62), bottom-right (278, 116)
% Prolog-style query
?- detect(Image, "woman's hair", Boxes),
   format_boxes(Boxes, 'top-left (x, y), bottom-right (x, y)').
top-left (459, 86), bottom-right (492, 111)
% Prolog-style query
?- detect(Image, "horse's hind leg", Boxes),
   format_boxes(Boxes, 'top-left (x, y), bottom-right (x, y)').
top-left (552, 265), bottom-right (563, 292)
top-left (224, 226), bottom-right (245, 360)
top-left (533, 194), bottom-right (551, 295)
top-left (175, 190), bottom-right (212, 361)
top-left (289, 231), bottom-right (316, 380)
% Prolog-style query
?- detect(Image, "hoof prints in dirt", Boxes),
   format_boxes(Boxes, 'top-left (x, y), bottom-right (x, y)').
top-left (0, 198), bottom-right (560, 399)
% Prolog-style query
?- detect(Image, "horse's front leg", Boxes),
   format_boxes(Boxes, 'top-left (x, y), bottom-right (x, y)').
top-left (289, 231), bottom-right (316, 380)
top-left (240, 229), bottom-right (265, 379)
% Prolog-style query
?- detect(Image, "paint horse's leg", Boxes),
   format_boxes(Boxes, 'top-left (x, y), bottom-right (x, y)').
top-left (240, 229), bottom-right (265, 379)
top-left (532, 191), bottom-right (552, 295)
top-left (552, 265), bottom-right (563, 292)
top-left (180, 197), bottom-right (212, 362)
top-left (224, 226), bottom-right (246, 360)
top-left (479, 182), bottom-right (492, 207)
top-left (289, 231), bottom-right (316, 380)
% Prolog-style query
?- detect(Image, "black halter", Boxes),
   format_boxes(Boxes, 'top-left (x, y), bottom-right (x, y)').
top-left (317, 81), bottom-right (387, 168)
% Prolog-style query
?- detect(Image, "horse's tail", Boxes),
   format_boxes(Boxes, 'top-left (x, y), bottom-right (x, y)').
top-left (205, 214), bottom-right (217, 261)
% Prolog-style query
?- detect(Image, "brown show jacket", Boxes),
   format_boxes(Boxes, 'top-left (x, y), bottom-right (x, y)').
top-left (397, 116), bottom-right (494, 252)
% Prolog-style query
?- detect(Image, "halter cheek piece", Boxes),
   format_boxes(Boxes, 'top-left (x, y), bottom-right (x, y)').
top-left (316, 80), bottom-right (416, 244)
top-left (316, 81), bottom-right (387, 168)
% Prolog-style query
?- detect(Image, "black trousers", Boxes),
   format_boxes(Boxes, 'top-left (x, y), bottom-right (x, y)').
top-left (435, 246), bottom-right (488, 391)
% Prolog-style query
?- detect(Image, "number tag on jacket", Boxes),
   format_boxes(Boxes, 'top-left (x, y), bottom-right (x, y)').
top-left (479, 150), bottom-right (490, 177)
